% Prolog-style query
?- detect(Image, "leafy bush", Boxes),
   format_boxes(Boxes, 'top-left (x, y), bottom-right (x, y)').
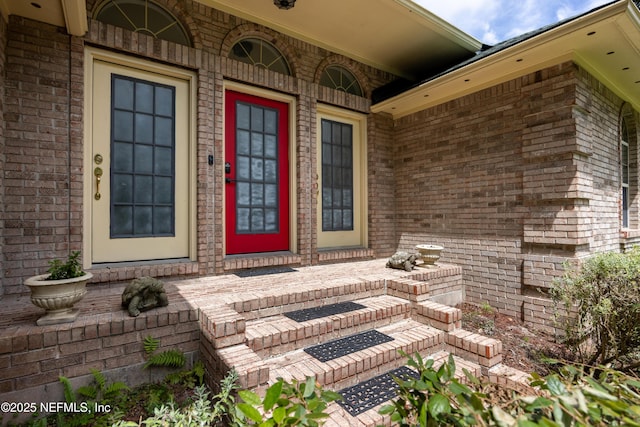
top-left (381, 352), bottom-right (640, 426)
top-left (551, 248), bottom-right (640, 370)
top-left (236, 376), bottom-right (341, 426)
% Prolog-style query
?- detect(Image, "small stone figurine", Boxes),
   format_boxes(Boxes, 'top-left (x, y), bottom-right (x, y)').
top-left (121, 277), bottom-right (169, 317)
top-left (385, 251), bottom-right (420, 272)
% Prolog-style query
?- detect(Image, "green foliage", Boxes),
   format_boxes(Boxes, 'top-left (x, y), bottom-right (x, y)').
top-left (236, 375), bottom-right (342, 426)
top-left (143, 349), bottom-right (186, 370)
top-left (112, 369), bottom-right (242, 427)
top-left (46, 251), bottom-right (85, 280)
top-left (379, 351), bottom-right (491, 426)
top-left (381, 352), bottom-right (640, 427)
top-left (143, 335), bottom-right (161, 355)
top-left (165, 360), bottom-right (206, 389)
top-left (53, 369), bottom-right (129, 427)
top-left (551, 248), bottom-right (640, 369)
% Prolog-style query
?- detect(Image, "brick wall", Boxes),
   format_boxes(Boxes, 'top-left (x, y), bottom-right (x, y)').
top-left (2, 19), bottom-right (76, 294)
top-left (0, 302), bottom-right (199, 407)
top-left (0, 15), bottom-right (6, 297)
top-left (1, 0), bottom-right (398, 295)
top-left (393, 62), bottom-right (633, 326)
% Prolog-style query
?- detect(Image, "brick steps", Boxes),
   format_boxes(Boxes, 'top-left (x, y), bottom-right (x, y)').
top-left (196, 264), bottom-right (527, 426)
top-left (245, 295), bottom-right (411, 357)
top-left (266, 319), bottom-right (444, 391)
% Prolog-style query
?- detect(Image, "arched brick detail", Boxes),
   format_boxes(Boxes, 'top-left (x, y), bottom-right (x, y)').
top-left (220, 23), bottom-right (298, 77)
top-left (89, 0), bottom-right (203, 49)
top-left (314, 55), bottom-right (371, 98)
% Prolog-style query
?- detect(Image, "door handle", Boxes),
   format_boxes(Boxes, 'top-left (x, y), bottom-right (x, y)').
top-left (94, 167), bottom-right (103, 200)
top-left (225, 177), bottom-right (237, 184)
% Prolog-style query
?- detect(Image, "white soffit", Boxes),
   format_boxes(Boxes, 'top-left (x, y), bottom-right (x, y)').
top-left (195, 0), bottom-right (481, 79)
top-left (373, 0), bottom-right (640, 118)
top-left (0, 0), bottom-right (87, 36)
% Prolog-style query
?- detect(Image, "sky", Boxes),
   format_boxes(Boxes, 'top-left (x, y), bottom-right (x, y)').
top-left (413, 0), bottom-right (614, 45)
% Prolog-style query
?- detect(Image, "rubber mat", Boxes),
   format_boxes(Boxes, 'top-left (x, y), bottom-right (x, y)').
top-left (283, 301), bottom-right (365, 322)
top-left (304, 329), bottom-right (393, 362)
top-left (337, 366), bottom-right (419, 416)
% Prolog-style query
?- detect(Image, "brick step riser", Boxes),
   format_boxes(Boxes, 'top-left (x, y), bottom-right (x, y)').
top-left (247, 305), bottom-right (411, 357)
top-left (229, 285), bottom-right (387, 321)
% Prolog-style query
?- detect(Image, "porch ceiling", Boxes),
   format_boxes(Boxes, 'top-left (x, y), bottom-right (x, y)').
top-left (194, 0), bottom-right (481, 79)
top-left (372, 0), bottom-right (640, 118)
top-left (0, 0), bottom-right (87, 36)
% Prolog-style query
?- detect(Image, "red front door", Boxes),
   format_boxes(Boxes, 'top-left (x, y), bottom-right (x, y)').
top-left (225, 91), bottom-right (289, 254)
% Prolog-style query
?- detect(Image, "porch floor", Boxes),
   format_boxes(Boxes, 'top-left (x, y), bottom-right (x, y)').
top-left (2, 258), bottom-right (419, 331)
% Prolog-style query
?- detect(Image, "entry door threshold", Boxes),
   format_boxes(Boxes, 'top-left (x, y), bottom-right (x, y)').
top-left (223, 251), bottom-right (301, 272)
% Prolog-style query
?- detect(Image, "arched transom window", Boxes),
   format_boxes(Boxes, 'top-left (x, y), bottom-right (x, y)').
top-left (228, 38), bottom-right (291, 76)
top-left (319, 65), bottom-right (363, 96)
top-left (94, 0), bottom-right (191, 46)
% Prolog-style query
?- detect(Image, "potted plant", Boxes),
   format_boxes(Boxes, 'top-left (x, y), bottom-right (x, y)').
top-left (24, 251), bottom-right (93, 326)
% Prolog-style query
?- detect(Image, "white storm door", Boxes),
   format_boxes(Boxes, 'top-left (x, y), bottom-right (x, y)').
top-left (90, 58), bottom-right (191, 263)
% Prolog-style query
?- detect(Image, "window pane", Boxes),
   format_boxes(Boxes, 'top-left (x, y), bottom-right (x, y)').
top-left (237, 130), bottom-right (250, 154)
top-left (154, 177), bottom-right (173, 204)
top-left (155, 117), bottom-right (173, 146)
top-left (136, 82), bottom-right (154, 113)
top-left (113, 110), bottom-right (133, 142)
top-left (135, 144), bottom-right (153, 174)
top-left (113, 79), bottom-right (134, 109)
top-left (112, 206), bottom-right (133, 235)
top-left (321, 119), bottom-right (354, 231)
top-left (155, 86), bottom-right (173, 116)
top-left (110, 75), bottom-right (175, 238)
top-left (251, 183), bottom-right (264, 206)
top-left (135, 176), bottom-right (153, 203)
top-left (134, 207), bottom-right (153, 235)
top-left (112, 174), bottom-right (133, 203)
top-left (155, 147), bottom-right (173, 175)
top-left (113, 142), bottom-right (133, 173)
top-left (135, 113), bottom-right (154, 144)
top-left (154, 207), bottom-right (173, 234)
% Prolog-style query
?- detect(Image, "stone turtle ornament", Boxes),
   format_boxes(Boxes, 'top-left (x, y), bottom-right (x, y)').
top-left (122, 277), bottom-right (169, 317)
top-left (385, 251), bottom-right (420, 272)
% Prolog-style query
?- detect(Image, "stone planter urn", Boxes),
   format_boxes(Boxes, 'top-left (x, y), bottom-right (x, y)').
top-left (416, 244), bottom-right (444, 266)
top-left (25, 273), bottom-right (92, 325)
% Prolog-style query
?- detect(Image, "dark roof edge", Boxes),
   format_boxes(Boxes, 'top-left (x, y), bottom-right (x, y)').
top-left (373, 0), bottom-right (630, 104)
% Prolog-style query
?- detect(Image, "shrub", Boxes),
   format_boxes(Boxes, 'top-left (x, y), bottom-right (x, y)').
top-left (551, 248), bottom-right (640, 370)
top-left (236, 376), bottom-right (341, 426)
top-left (381, 352), bottom-right (640, 426)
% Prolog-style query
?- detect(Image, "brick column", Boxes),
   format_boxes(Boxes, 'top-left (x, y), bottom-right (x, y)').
top-left (521, 64), bottom-right (592, 292)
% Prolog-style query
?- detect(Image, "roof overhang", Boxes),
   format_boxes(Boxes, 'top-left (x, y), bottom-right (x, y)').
top-left (195, 0), bottom-right (481, 79)
top-left (372, 0), bottom-right (640, 118)
top-left (0, 0), bottom-right (87, 36)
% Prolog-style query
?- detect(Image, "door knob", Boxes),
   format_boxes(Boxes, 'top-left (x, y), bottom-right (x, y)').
top-left (94, 167), bottom-right (103, 200)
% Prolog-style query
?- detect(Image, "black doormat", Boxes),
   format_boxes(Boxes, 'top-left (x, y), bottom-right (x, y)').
top-left (284, 301), bottom-right (365, 322)
top-left (304, 330), bottom-right (393, 362)
top-left (234, 266), bottom-right (297, 277)
top-left (337, 366), bottom-right (419, 416)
